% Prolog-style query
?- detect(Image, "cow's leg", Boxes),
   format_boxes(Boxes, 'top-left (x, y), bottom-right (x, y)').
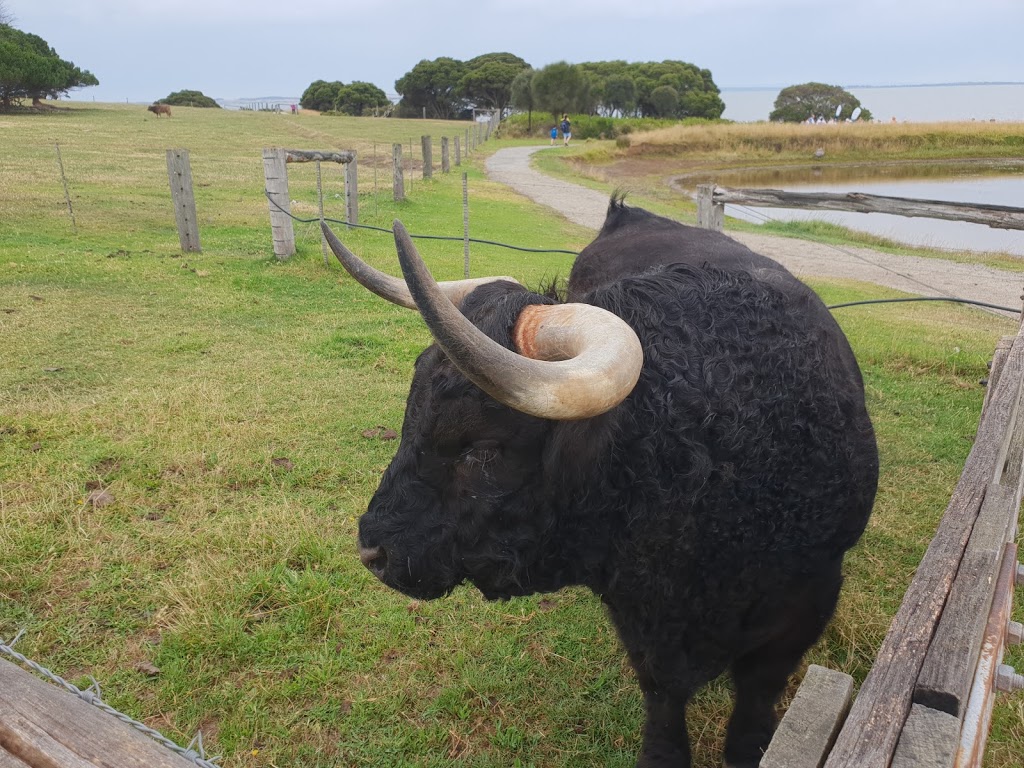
top-left (723, 560), bottom-right (844, 768)
top-left (635, 671), bottom-right (692, 768)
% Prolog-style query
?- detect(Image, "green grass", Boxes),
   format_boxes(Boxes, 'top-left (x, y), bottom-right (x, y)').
top-left (1, 103), bottom-right (1022, 767)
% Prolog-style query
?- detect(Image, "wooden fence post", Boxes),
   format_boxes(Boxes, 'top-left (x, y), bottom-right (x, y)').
top-left (454, 136), bottom-right (461, 167)
top-left (345, 155), bottom-right (359, 225)
top-left (441, 137), bottom-right (450, 174)
top-left (262, 147), bottom-right (294, 259)
top-left (467, 128), bottom-right (472, 153)
top-left (166, 148), bottom-right (201, 252)
top-left (697, 184), bottom-right (724, 231)
top-left (421, 136), bottom-right (432, 179)
top-left (462, 172), bottom-right (470, 278)
top-left (393, 144), bottom-right (404, 201)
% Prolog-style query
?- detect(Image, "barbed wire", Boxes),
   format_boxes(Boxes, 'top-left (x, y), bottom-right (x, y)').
top-left (266, 191), bottom-right (1021, 316)
top-left (0, 630), bottom-right (222, 768)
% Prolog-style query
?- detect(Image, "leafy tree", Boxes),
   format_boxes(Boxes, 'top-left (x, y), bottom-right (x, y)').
top-left (509, 68), bottom-right (535, 130)
top-left (159, 90), bottom-right (220, 108)
top-left (395, 57), bottom-right (467, 119)
top-left (769, 82), bottom-right (872, 123)
top-left (301, 79), bottom-right (344, 112)
top-left (0, 24), bottom-right (98, 108)
top-left (649, 85), bottom-right (679, 117)
top-left (531, 61), bottom-right (586, 120)
top-left (335, 81), bottom-right (389, 115)
top-left (459, 52), bottom-right (530, 117)
top-left (603, 74), bottom-right (637, 117)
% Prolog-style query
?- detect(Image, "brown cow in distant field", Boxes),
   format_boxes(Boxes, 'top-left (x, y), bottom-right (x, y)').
top-left (148, 104), bottom-right (172, 117)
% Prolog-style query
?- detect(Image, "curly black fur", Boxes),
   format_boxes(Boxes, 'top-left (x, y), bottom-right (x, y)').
top-left (355, 199), bottom-right (878, 768)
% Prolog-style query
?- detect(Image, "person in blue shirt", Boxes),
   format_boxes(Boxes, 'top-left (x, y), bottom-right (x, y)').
top-left (550, 126), bottom-right (558, 145)
top-left (560, 115), bottom-right (572, 146)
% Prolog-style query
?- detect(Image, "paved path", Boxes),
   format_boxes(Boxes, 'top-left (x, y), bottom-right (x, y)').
top-left (485, 146), bottom-right (1023, 317)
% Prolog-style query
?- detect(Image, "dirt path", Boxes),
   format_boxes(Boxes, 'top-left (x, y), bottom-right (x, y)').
top-left (486, 146), bottom-right (1023, 318)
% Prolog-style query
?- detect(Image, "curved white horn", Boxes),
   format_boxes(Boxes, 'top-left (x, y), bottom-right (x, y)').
top-left (393, 221), bottom-right (643, 420)
top-left (321, 221), bottom-right (519, 308)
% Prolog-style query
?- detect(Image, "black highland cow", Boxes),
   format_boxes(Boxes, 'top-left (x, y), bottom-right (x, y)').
top-left (323, 196), bottom-right (878, 768)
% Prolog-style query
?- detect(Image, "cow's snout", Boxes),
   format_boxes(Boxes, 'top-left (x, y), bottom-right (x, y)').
top-left (359, 545), bottom-right (388, 578)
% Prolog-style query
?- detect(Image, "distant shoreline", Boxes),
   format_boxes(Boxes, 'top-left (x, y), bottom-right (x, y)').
top-left (721, 81), bottom-right (1024, 92)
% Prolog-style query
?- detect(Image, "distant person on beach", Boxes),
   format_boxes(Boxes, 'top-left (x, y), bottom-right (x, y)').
top-left (560, 115), bottom-right (571, 146)
top-left (551, 126), bottom-right (558, 145)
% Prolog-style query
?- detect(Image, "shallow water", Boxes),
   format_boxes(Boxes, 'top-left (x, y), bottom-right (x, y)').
top-left (676, 162), bottom-right (1024, 256)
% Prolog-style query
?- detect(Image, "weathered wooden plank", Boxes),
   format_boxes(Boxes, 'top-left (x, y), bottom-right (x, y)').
top-left (262, 147), bottom-right (294, 259)
top-left (760, 665), bottom-right (854, 768)
top-left (712, 187), bottom-right (1024, 231)
top-left (982, 336), bottom-right (1014, 417)
top-left (0, 748), bottom-right (33, 768)
top-left (956, 543), bottom-right (1017, 768)
top-left (345, 156), bottom-right (358, 226)
top-left (891, 704), bottom-right (960, 768)
top-left (0, 659), bottom-right (194, 768)
top-left (421, 135), bottom-right (432, 179)
top-left (696, 184), bottom-right (724, 231)
top-left (823, 326), bottom-right (1024, 768)
top-left (392, 143), bottom-right (404, 202)
top-left (282, 149), bottom-right (354, 164)
top-left (914, 484), bottom-right (1016, 716)
top-left (165, 149), bottom-right (201, 253)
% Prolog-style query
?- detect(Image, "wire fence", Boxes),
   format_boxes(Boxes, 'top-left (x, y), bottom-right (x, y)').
top-left (0, 630), bottom-right (223, 768)
top-left (268, 190), bottom-right (1023, 317)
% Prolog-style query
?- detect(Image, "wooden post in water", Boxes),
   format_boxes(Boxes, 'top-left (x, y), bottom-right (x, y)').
top-left (393, 144), bottom-right (405, 201)
top-left (421, 136), bottom-right (433, 179)
top-left (697, 184), bottom-right (724, 232)
top-left (262, 147), bottom-right (294, 259)
top-left (166, 149), bottom-right (201, 252)
top-left (441, 137), bottom-right (450, 174)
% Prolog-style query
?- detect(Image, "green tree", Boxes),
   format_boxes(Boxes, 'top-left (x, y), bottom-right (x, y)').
top-left (769, 82), bottom-right (872, 123)
top-left (395, 57), bottom-right (467, 119)
top-left (531, 61), bottom-right (585, 120)
top-left (300, 79), bottom-right (344, 112)
top-left (459, 52), bottom-right (530, 117)
top-left (603, 74), bottom-right (637, 117)
top-left (509, 68), bottom-right (535, 131)
top-left (0, 23), bottom-right (98, 108)
top-left (630, 61), bottom-right (723, 119)
top-left (159, 89), bottom-right (220, 108)
top-left (335, 81), bottom-right (389, 116)
top-left (649, 85), bottom-right (679, 117)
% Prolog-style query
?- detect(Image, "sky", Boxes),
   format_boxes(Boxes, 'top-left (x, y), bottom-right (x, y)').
top-left (7, 0), bottom-right (1024, 105)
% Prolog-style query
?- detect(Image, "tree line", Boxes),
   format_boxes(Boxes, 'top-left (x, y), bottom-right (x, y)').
top-left (302, 54), bottom-right (727, 122)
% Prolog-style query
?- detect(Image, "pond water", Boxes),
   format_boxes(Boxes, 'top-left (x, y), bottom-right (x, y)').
top-left (675, 162), bottom-right (1024, 256)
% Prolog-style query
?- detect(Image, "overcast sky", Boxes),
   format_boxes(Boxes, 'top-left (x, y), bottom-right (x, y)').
top-left (8, 0), bottom-right (1024, 104)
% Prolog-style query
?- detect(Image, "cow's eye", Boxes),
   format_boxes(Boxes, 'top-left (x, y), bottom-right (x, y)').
top-left (459, 440), bottom-right (500, 465)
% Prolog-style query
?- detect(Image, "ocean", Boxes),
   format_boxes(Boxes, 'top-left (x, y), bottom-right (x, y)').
top-left (720, 83), bottom-right (1024, 123)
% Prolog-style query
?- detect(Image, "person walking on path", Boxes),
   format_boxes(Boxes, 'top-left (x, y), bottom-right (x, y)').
top-left (560, 115), bottom-right (572, 146)
top-left (550, 126), bottom-right (558, 145)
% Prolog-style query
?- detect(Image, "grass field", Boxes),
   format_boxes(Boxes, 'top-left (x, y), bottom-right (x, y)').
top-left (1, 103), bottom-right (1022, 767)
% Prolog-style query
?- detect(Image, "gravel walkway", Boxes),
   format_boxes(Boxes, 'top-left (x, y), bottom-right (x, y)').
top-left (485, 146), bottom-right (1023, 318)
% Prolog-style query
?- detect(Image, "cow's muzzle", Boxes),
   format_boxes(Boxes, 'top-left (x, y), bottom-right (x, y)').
top-left (359, 545), bottom-right (388, 579)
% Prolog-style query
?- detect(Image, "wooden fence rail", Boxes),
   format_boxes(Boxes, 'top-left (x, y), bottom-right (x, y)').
top-left (765, 320), bottom-right (1024, 768)
top-left (696, 185), bottom-right (1024, 232)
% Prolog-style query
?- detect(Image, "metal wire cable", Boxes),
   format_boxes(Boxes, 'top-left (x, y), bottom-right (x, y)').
top-left (265, 191), bottom-right (580, 255)
top-left (264, 192), bottom-right (1019, 316)
top-left (0, 631), bottom-right (222, 767)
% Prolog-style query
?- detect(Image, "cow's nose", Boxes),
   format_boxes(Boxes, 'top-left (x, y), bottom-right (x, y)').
top-left (359, 545), bottom-right (388, 577)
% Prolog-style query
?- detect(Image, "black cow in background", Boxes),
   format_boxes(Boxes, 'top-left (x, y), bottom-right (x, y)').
top-left (322, 195), bottom-right (878, 767)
